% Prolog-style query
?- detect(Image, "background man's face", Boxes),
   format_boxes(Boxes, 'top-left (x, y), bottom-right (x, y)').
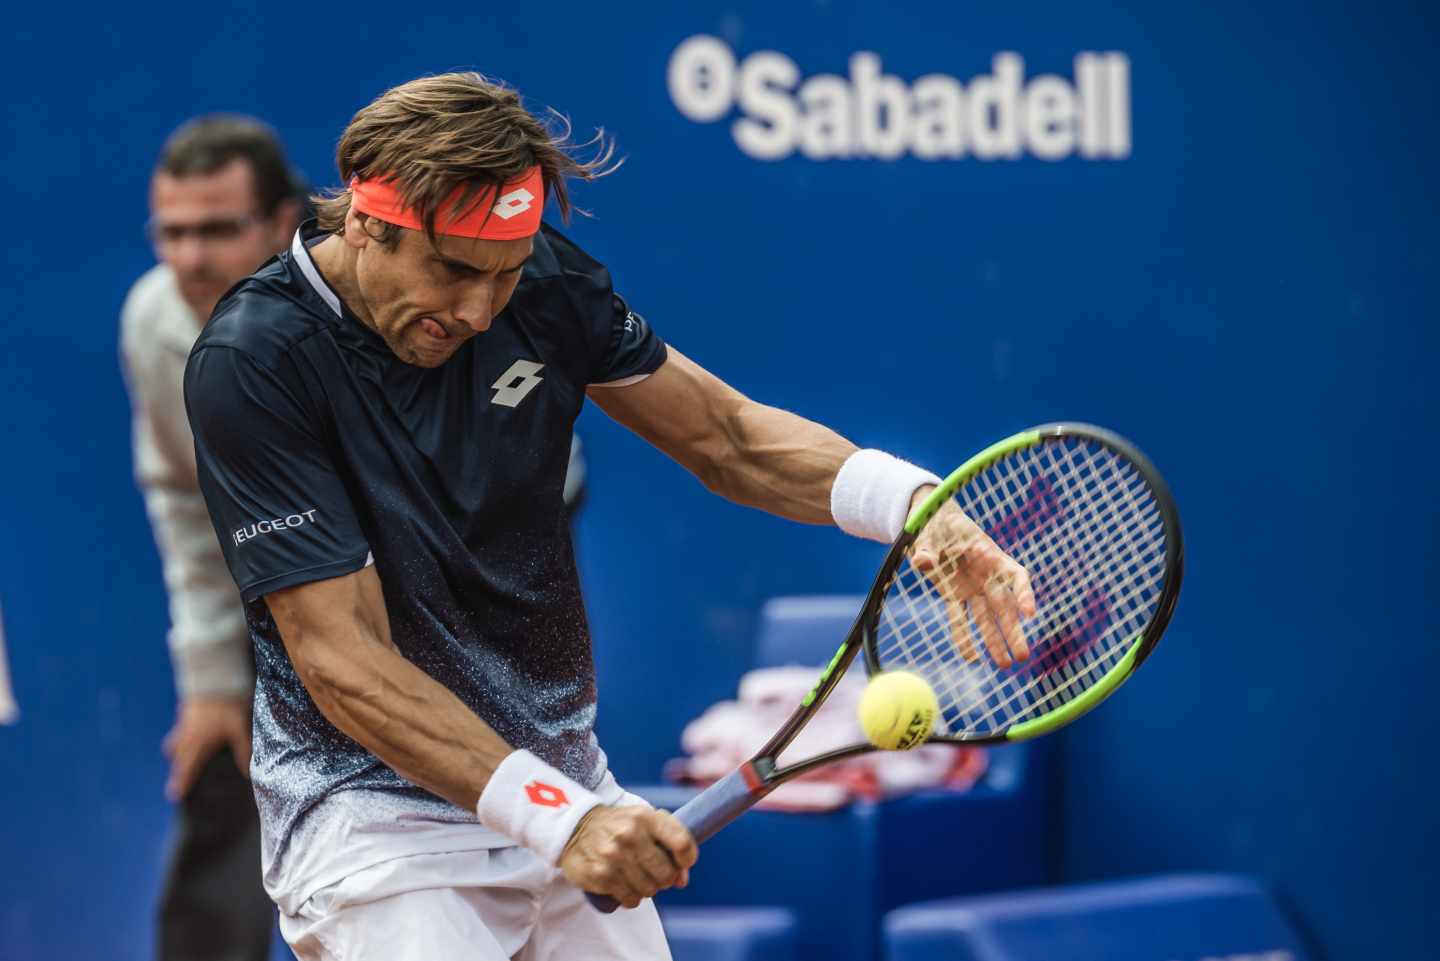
top-left (149, 159), bottom-right (291, 320)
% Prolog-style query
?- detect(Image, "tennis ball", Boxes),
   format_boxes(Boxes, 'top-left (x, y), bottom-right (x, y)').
top-left (858, 671), bottom-right (939, 751)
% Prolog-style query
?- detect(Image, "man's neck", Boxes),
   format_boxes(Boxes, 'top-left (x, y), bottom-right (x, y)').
top-left (308, 234), bottom-right (376, 330)
top-left (184, 296), bottom-right (213, 329)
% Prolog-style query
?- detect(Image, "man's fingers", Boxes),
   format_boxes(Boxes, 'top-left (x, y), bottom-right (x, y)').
top-left (628, 812), bottom-right (692, 889)
top-left (562, 807), bottom-right (697, 908)
top-left (985, 576), bottom-right (1030, 663)
top-left (970, 596), bottom-right (1012, 669)
top-left (632, 838), bottom-right (679, 889)
top-left (917, 542), bottom-right (984, 663)
top-left (581, 841), bottom-right (648, 907)
top-left (911, 503), bottom-right (1037, 669)
top-left (614, 850), bottom-right (663, 903)
top-left (165, 742), bottom-right (204, 801)
top-left (952, 599), bottom-right (980, 662)
top-left (650, 811), bottom-right (698, 870)
top-left (1014, 567), bottom-right (1038, 619)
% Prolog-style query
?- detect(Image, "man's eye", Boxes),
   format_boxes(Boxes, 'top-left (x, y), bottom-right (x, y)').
top-left (195, 220), bottom-right (246, 240)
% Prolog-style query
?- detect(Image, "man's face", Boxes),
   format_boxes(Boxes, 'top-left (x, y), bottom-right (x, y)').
top-left (346, 209), bottom-right (532, 368)
top-left (149, 159), bottom-right (293, 320)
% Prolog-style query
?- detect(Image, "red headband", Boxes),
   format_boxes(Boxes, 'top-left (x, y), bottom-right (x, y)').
top-left (349, 166), bottom-right (544, 240)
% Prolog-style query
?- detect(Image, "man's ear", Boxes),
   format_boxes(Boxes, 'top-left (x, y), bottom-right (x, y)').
top-left (343, 204), bottom-right (374, 251)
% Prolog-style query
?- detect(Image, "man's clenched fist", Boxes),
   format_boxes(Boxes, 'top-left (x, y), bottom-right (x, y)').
top-left (559, 804), bottom-right (697, 908)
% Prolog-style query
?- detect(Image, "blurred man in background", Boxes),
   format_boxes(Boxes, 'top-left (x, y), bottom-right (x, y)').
top-left (121, 115), bottom-right (304, 961)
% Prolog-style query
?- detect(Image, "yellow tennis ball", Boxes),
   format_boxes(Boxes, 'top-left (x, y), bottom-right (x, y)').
top-left (858, 671), bottom-right (939, 750)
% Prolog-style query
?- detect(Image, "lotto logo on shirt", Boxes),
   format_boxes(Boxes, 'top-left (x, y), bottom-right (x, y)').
top-left (234, 509), bottom-right (320, 547)
top-left (667, 35), bottom-right (1131, 162)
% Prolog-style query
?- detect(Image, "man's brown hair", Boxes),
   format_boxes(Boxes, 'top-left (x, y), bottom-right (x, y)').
top-left (315, 72), bottom-right (615, 246)
top-left (160, 115), bottom-right (303, 217)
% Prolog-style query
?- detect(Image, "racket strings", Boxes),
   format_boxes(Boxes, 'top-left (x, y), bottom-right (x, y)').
top-left (951, 445), bottom-right (1162, 728)
top-left (953, 447), bottom-right (1161, 727)
top-left (883, 456), bottom-right (1134, 725)
top-left (873, 437), bottom-right (1168, 735)
top-left (964, 446), bottom-right (1162, 726)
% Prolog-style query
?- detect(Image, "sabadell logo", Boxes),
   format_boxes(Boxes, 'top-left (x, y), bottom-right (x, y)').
top-left (667, 35), bottom-right (1132, 162)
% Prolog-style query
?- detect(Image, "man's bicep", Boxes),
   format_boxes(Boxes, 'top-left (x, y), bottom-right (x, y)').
top-left (265, 564), bottom-right (391, 660)
top-left (586, 348), bottom-right (745, 476)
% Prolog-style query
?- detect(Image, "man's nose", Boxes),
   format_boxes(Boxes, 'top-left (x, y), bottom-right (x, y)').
top-left (167, 235), bottom-right (210, 274)
top-left (453, 282), bottom-right (494, 333)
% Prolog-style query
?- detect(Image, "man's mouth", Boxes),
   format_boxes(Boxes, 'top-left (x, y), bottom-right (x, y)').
top-left (180, 275), bottom-right (223, 293)
top-left (418, 316), bottom-right (451, 340)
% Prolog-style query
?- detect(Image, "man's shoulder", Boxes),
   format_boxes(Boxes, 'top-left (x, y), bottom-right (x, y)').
top-left (193, 257), bottom-right (332, 370)
top-left (522, 223), bottom-right (608, 288)
top-left (121, 264), bottom-right (191, 346)
top-left (509, 224), bottom-right (614, 331)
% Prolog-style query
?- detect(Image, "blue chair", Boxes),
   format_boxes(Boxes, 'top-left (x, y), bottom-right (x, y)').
top-left (883, 874), bottom-right (1312, 961)
top-left (646, 596), bottom-right (1057, 961)
top-left (662, 906), bottom-right (799, 961)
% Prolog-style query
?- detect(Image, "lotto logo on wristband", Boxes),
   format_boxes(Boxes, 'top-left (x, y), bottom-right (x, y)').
top-left (525, 781), bottom-right (570, 808)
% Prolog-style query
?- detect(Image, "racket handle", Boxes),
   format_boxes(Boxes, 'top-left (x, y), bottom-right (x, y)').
top-left (586, 766), bottom-right (759, 913)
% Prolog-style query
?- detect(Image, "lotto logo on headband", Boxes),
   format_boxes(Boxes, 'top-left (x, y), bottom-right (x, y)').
top-left (493, 188), bottom-right (535, 221)
top-left (350, 166), bottom-right (544, 239)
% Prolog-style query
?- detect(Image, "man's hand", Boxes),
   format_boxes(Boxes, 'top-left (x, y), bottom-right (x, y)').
top-left (162, 694), bottom-right (252, 801)
top-left (559, 805), bottom-right (698, 908)
top-left (909, 487), bottom-right (1038, 669)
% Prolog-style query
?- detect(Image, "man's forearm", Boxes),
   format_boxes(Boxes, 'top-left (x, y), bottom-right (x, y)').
top-left (699, 401), bottom-right (857, 524)
top-left (267, 573), bottom-right (513, 811)
top-left (307, 639), bottom-right (511, 810)
top-left (589, 349), bottom-right (932, 535)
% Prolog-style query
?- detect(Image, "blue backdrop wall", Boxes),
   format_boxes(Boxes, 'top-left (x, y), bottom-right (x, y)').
top-left (1, 2), bottom-right (1435, 959)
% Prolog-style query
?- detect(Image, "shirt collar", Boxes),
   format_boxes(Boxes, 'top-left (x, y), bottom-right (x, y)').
top-left (289, 224), bottom-right (342, 318)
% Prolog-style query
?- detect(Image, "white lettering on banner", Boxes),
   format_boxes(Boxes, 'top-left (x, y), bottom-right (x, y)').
top-left (234, 509), bottom-right (320, 547)
top-left (668, 35), bottom-right (1132, 162)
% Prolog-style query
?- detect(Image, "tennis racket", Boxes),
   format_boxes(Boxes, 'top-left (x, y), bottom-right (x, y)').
top-left (589, 422), bottom-right (1182, 912)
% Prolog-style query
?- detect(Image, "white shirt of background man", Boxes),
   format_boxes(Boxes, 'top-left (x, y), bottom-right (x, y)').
top-left (120, 263), bottom-right (252, 698)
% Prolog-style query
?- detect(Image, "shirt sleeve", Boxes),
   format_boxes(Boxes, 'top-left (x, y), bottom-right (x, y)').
top-left (591, 293), bottom-right (667, 387)
top-left (185, 345), bottom-right (372, 604)
top-left (570, 270), bottom-right (666, 386)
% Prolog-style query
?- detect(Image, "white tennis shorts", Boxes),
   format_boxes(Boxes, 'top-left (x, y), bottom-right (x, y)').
top-left (278, 843), bottom-right (672, 961)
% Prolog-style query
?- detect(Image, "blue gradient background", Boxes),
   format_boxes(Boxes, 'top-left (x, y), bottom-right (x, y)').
top-left (1, 2), bottom-right (1435, 958)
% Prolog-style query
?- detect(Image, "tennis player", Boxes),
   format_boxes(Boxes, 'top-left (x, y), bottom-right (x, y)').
top-left (184, 72), bottom-right (1033, 961)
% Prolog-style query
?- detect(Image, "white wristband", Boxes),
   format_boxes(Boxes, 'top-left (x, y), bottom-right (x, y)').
top-left (476, 749), bottom-right (603, 865)
top-left (830, 449), bottom-right (943, 543)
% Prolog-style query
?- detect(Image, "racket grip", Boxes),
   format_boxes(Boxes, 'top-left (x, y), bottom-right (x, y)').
top-left (586, 767), bottom-right (759, 913)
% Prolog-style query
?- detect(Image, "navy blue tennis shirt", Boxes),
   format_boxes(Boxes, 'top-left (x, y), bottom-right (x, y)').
top-left (184, 220), bottom-right (666, 867)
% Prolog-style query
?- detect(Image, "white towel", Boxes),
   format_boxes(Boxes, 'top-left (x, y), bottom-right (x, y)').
top-left (672, 666), bottom-right (985, 811)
